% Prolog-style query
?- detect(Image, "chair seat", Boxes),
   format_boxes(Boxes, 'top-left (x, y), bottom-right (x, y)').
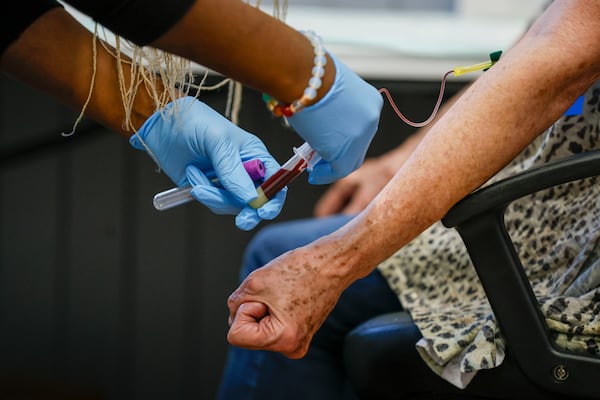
top-left (343, 312), bottom-right (568, 400)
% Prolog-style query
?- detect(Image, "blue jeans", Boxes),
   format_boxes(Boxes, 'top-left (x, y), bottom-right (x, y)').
top-left (216, 214), bottom-right (403, 400)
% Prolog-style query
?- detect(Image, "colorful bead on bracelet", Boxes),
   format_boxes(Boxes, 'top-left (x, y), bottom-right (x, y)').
top-left (263, 30), bottom-right (327, 118)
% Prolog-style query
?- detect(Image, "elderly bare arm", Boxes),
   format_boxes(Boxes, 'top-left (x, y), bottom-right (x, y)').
top-left (227, 0), bottom-right (600, 358)
top-left (338, 0), bottom-right (600, 278)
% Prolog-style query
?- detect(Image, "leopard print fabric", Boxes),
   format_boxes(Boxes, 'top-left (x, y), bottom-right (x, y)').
top-left (378, 81), bottom-right (600, 388)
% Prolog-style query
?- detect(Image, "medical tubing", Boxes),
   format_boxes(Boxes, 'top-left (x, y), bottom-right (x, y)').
top-left (378, 70), bottom-right (453, 128)
top-left (379, 51), bottom-right (502, 128)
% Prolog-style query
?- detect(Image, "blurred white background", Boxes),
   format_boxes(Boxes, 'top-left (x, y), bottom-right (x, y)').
top-left (263, 0), bottom-right (549, 79)
top-left (64, 0), bottom-right (549, 80)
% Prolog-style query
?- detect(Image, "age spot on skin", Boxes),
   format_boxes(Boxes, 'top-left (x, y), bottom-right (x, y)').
top-left (302, 262), bottom-right (315, 272)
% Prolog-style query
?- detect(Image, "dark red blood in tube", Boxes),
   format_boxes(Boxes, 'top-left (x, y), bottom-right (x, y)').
top-left (260, 158), bottom-right (308, 199)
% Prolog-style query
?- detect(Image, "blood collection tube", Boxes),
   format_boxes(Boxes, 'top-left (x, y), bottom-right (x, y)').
top-left (249, 142), bottom-right (321, 209)
top-left (153, 158), bottom-right (266, 211)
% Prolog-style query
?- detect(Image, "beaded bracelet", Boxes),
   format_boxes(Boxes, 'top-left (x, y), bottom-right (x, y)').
top-left (263, 30), bottom-right (327, 118)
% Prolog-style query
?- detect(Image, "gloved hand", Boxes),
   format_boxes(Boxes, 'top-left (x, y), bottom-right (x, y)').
top-left (129, 96), bottom-right (286, 230)
top-left (287, 53), bottom-right (383, 184)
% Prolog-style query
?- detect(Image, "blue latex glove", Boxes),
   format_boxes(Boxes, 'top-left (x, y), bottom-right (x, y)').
top-left (287, 53), bottom-right (383, 184)
top-left (129, 96), bottom-right (286, 230)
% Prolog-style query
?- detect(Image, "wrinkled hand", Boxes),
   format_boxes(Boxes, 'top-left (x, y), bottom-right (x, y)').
top-left (129, 96), bottom-right (286, 230)
top-left (287, 54), bottom-right (383, 185)
top-left (226, 245), bottom-right (347, 358)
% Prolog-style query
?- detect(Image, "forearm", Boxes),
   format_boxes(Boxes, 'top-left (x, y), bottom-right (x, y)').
top-left (150, 0), bottom-right (334, 106)
top-left (315, 0), bottom-right (600, 285)
top-left (0, 7), bottom-right (157, 136)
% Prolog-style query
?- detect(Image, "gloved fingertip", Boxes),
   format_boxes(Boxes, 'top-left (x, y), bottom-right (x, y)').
top-left (257, 205), bottom-right (279, 221)
top-left (235, 208), bottom-right (260, 231)
top-left (256, 191), bottom-right (286, 220)
top-left (190, 186), bottom-right (243, 215)
top-left (228, 182), bottom-right (259, 205)
top-left (308, 164), bottom-right (337, 185)
top-left (129, 134), bottom-right (145, 151)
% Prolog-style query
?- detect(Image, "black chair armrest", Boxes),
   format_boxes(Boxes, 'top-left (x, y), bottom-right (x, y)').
top-left (441, 150), bottom-right (600, 399)
top-left (443, 150), bottom-right (600, 226)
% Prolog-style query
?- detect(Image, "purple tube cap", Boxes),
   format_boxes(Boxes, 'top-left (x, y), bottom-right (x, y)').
top-left (243, 158), bottom-right (266, 181)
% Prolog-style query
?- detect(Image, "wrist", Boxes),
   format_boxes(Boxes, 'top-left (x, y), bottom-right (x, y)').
top-left (310, 52), bottom-right (335, 106)
top-left (312, 220), bottom-right (382, 287)
top-left (263, 30), bottom-right (335, 117)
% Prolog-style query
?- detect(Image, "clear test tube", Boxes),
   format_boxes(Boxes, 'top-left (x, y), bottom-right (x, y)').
top-left (249, 142), bottom-right (321, 209)
top-left (153, 186), bottom-right (196, 211)
top-left (153, 158), bottom-right (266, 211)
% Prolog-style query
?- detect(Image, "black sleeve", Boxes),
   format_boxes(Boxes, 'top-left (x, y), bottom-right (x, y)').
top-left (0, 0), bottom-right (63, 57)
top-left (63, 0), bottom-right (196, 46)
